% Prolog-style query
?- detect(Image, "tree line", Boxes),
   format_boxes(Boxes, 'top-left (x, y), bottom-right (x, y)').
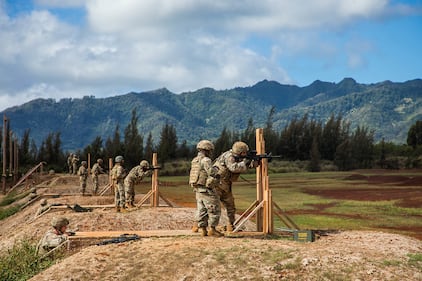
top-left (2, 108), bottom-right (422, 176)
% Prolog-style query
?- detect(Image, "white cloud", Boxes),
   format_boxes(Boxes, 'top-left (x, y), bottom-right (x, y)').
top-left (0, 0), bottom-right (417, 111)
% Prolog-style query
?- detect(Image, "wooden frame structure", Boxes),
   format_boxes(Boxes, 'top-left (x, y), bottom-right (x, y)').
top-left (232, 128), bottom-right (299, 234)
top-left (136, 153), bottom-right (173, 207)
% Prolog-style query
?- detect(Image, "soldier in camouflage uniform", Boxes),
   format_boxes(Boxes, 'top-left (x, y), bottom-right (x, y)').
top-left (190, 140), bottom-right (223, 237)
top-left (124, 160), bottom-right (152, 209)
top-left (36, 217), bottom-right (70, 256)
top-left (77, 161), bottom-right (88, 195)
top-left (67, 153), bottom-right (73, 174)
top-left (111, 155), bottom-right (127, 212)
top-left (91, 158), bottom-right (105, 195)
top-left (213, 141), bottom-right (259, 232)
top-left (72, 154), bottom-right (80, 175)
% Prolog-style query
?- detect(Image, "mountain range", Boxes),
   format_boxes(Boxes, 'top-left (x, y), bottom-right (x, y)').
top-left (2, 78), bottom-right (422, 151)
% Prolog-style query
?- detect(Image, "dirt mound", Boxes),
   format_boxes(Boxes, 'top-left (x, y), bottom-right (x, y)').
top-left (1, 173), bottom-right (422, 280)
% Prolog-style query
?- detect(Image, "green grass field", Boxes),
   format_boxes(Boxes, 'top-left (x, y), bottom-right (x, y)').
top-left (142, 170), bottom-right (422, 240)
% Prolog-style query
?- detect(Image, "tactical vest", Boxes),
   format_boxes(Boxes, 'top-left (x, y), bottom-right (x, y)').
top-left (189, 156), bottom-right (207, 185)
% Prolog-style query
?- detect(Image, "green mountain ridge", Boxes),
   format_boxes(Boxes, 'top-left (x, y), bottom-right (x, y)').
top-left (2, 78), bottom-right (422, 151)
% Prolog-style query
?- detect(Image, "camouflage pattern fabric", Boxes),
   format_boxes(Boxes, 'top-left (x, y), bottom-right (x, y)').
top-left (91, 163), bottom-right (104, 194)
top-left (78, 165), bottom-right (88, 194)
top-left (36, 229), bottom-right (68, 256)
top-left (71, 155), bottom-right (79, 175)
top-left (213, 150), bottom-right (249, 225)
top-left (191, 151), bottom-right (221, 228)
top-left (124, 165), bottom-right (152, 205)
top-left (111, 163), bottom-right (127, 208)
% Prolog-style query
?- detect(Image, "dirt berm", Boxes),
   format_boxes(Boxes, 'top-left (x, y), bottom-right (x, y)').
top-left (0, 174), bottom-right (421, 281)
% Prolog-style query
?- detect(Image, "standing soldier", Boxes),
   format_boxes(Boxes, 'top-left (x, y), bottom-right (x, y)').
top-left (190, 140), bottom-right (223, 237)
top-left (111, 155), bottom-right (127, 212)
top-left (72, 154), bottom-right (79, 175)
top-left (78, 161), bottom-right (88, 195)
top-left (124, 160), bottom-right (152, 209)
top-left (67, 153), bottom-right (73, 174)
top-left (91, 158), bottom-right (105, 195)
top-left (213, 141), bottom-right (259, 232)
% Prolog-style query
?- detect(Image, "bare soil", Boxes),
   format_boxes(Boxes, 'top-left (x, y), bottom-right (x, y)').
top-left (1, 173), bottom-right (421, 281)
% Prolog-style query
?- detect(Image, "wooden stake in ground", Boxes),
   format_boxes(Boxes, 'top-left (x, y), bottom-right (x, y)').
top-left (136, 153), bottom-right (173, 207)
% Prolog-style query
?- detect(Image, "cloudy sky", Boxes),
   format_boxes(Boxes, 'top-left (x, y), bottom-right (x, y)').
top-left (0, 0), bottom-right (421, 111)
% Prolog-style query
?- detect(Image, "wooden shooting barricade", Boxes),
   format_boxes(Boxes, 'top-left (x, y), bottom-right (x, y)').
top-left (231, 128), bottom-right (300, 235)
top-left (136, 153), bottom-right (174, 207)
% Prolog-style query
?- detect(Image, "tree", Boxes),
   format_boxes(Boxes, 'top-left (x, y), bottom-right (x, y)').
top-left (105, 124), bottom-right (123, 161)
top-left (241, 117), bottom-right (256, 149)
top-left (407, 120), bottom-right (422, 148)
top-left (123, 108), bottom-right (143, 168)
top-left (83, 136), bottom-right (104, 165)
top-left (214, 127), bottom-right (231, 158)
top-left (308, 137), bottom-right (321, 172)
top-left (144, 132), bottom-right (154, 161)
top-left (157, 123), bottom-right (178, 163)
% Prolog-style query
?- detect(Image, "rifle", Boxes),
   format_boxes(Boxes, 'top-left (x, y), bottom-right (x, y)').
top-left (146, 166), bottom-right (161, 171)
top-left (245, 150), bottom-right (282, 163)
top-left (96, 234), bottom-right (140, 246)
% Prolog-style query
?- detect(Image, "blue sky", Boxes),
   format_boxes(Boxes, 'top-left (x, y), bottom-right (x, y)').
top-left (0, 0), bottom-right (421, 111)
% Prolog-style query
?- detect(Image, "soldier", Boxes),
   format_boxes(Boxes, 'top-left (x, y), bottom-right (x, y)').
top-left (77, 161), bottom-right (89, 195)
top-left (72, 154), bottom-right (80, 175)
top-left (67, 153), bottom-right (73, 174)
top-left (190, 140), bottom-right (223, 237)
top-left (213, 141), bottom-right (259, 232)
top-left (111, 155), bottom-right (127, 212)
top-left (36, 217), bottom-right (70, 257)
top-left (91, 158), bottom-right (105, 195)
top-left (124, 160), bottom-right (152, 209)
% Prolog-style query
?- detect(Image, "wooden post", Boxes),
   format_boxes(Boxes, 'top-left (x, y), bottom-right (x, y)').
top-left (109, 158), bottom-right (113, 194)
top-left (232, 128), bottom-right (273, 234)
top-left (2, 115), bottom-right (7, 194)
top-left (87, 153), bottom-right (91, 174)
top-left (9, 131), bottom-right (13, 177)
top-left (151, 153), bottom-right (159, 207)
top-left (14, 136), bottom-right (18, 183)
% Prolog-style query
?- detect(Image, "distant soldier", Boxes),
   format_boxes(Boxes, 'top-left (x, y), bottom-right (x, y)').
top-left (124, 160), bottom-right (152, 209)
top-left (72, 154), bottom-right (80, 175)
top-left (91, 158), bottom-right (105, 195)
top-left (190, 140), bottom-right (223, 237)
top-left (36, 217), bottom-right (71, 257)
top-left (111, 156), bottom-right (127, 212)
top-left (78, 161), bottom-right (88, 195)
top-left (67, 153), bottom-right (73, 174)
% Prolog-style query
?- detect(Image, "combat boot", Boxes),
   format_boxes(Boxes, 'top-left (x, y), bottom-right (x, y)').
top-left (115, 206), bottom-right (121, 213)
top-left (125, 203), bottom-right (132, 210)
top-left (226, 224), bottom-right (234, 232)
top-left (199, 226), bottom-right (208, 237)
top-left (120, 207), bottom-right (128, 213)
top-left (191, 224), bottom-right (199, 233)
top-left (208, 226), bottom-right (224, 237)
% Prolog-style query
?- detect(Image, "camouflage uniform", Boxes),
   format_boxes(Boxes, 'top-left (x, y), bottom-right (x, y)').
top-left (111, 159), bottom-right (127, 210)
top-left (190, 150), bottom-right (221, 230)
top-left (67, 154), bottom-right (73, 174)
top-left (91, 160), bottom-right (104, 195)
top-left (124, 164), bottom-right (152, 207)
top-left (36, 217), bottom-right (69, 256)
top-left (71, 154), bottom-right (79, 175)
top-left (77, 162), bottom-right (88, 195)
top-left (213, 149), bottom-right (250, 228)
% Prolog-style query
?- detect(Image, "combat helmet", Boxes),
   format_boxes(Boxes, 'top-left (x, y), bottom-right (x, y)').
top-left (232, 141), bottom-right (249, 155)
top-left (115, 155), bottom-right (124, 163)
top-left (51, 217), bottom-right (69, 229)
top-left (196, 140), bottom-right (214, 151)
top-left (81, 161), bottom-right (87, 166)
top-left (140, 160), bottom-right (150, 169)
top-left (40, 199), bottom-right (48, 206)
top-left (97, 158), bottom-right (103, 164)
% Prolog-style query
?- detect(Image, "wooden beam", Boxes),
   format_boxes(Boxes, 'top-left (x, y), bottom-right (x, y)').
top-left (69, 230), bottom-right (196, 239)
